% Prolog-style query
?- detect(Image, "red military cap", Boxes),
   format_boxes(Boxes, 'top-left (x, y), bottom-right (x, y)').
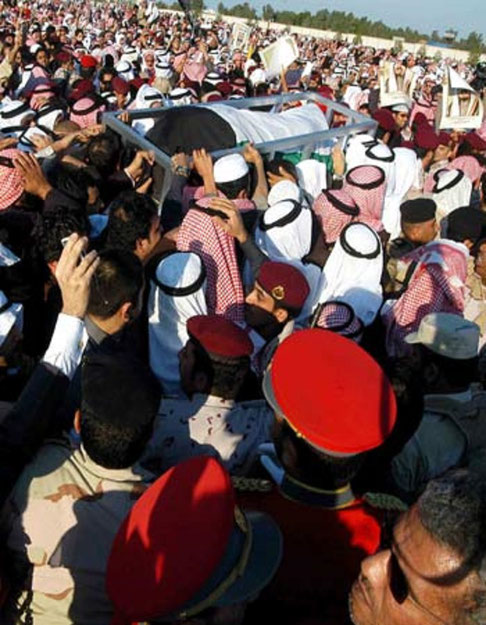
top-left (69, 79), bottom-right (94, 102)
top-left (263, 329), bottom-right (397, 455)
top-left (106, 456), bottom-right (234, 620)
top-left (437, 131), bottom-right (451, 146)
top-left (187, 314), bottom-right (253, 358)
top-left (465, 132), bottom-right (486, 151)
top-left (129, 77), bottom-right (146, 90)
top-left (106, 456), bottom-right (282, 622)
top-left (257, 261), bottom-right (310, 312)
top-left (216, 81), bottom-right (232, 97)
top-left (80, 54), bottom-right (98, 69)
top-left (112, 76), bottom-right (130, 95)
top-left (412, 112), bottom-right (429, 127)
top-left (414, 126), bottom-right (439, 150)
top-left (372, 108), bottom-right (396, 132)
top-left (55, 50), bottom-right (71, 64)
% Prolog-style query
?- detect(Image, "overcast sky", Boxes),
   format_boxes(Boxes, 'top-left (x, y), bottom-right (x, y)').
top-left (205, 0), bottom-right (485, 39)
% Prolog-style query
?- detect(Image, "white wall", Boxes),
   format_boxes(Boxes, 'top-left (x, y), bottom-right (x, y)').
top-left (196, 10), bottom-right (486, 63)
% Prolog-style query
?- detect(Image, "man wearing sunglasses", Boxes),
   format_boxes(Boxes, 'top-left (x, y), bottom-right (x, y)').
top-left (349, 469), bottom-right (486, 625)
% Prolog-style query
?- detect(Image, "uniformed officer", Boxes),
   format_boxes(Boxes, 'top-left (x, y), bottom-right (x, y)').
top-left (237, 329), bottom-right (398, 625)
top-left (106, 455), bottom-right (283, 625)
top-left (142, 314), bottom-right (274, 475)
top-left (386, 198), bottom-right (438, 294)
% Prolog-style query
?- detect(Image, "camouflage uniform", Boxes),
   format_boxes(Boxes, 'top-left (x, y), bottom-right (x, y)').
top-left (1, 440), bottom-right (154, 625)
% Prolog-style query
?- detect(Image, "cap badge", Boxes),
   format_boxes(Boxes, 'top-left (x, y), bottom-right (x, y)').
top-left (271, 285), bottom-right (285, 301)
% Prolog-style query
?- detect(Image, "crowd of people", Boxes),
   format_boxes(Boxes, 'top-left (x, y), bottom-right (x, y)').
top-left (2, 0), bottom-right (486, 624)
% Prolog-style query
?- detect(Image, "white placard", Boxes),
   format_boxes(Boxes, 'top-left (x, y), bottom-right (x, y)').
top-left (260, 36), bottom-right (299, 79)
top-left (438, 67), bottom-right (483, 130)
top-left (230, 22), bottom-right (251, 52)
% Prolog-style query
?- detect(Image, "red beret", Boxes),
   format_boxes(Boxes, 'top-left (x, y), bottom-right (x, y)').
top-left (112, 76), bottom-right (129, 95)
top-left (216, 81), bottom-right (232, 96)
top-left (257, 261), bottom-right (310, 312)
top-left (55, 50), bottom-right (71, 64)
top-left (206, 92), bottom-right (223, 102)
top-left (263, 329), bottom-right (397, 455)
top-left (465, 132), bottom-right (486, 151)
top-left (80, 54), bottom-right (98, 69)
top-left (187, 315), bottom-right (253, 358)
top-left (437, 131), bottom-right (451, 146)
top-left (414, 126), bottom-right (439, 150)
top-left (69, 79), bottom-right (94, 101)
top-left (372, 108), bottom-right (396, 132)
top-left (129, 77), bottom-right (146, 90)
top-left (317, 85), bottom-right (334, 100)
top-left (107, 456), bottom-right (235, 621)
top-left (413, 112), bottom-right (429, 127)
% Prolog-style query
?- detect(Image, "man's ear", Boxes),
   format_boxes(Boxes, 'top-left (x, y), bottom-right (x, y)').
top-left (47, 260), bottom-right (58, 277)
top-left (193, 370), bottom-right (209, 394)
top-left (120, 301), bottom-right (134, 322)
top-left (274, 307), bottom-right (289, 324)
top-left (135, 237), bottom-right (147, 257)
top-left (74, 409), bottom-right (82, 434)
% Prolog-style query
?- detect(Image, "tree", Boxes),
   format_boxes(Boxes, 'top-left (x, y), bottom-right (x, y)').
top-left (262, 4), bottom-right (275, 22)
top-left (191, 0), bottom-right (204, 15)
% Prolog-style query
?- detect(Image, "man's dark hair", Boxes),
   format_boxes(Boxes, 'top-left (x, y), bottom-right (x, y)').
top-left (46, 165), bottom-right (101, 205)
top-left (190, 338), bottom-right (250, 400)
top-left (216, 173), bottom-right (251, 200)
top-left (87, 249), bottom-right (143, 319)
top-left (86, 132), bottom-right (122, 178)
top-left (266, 157), bottom-right (298, 182)
top-left (421, 346), bottom-right (478, 390)
top-left (276, 421), bottom-right (365, 489)
top-left (38, 209), bottom-right (90, 264)
top-left (417, 470), bottom-right (486, 624)
top-left (81, 353), bottom-right (161, 469)
top-left (105, 192), bottom-right (158, 253)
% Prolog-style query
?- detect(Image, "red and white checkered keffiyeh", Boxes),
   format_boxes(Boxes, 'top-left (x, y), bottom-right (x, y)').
top-left (315, 300), bottom-right (363, 342)
top-left (448, 156), bottom-right (484, 184)
top-left (177, 203), bottom-right (245, 323)
top-left (70, 97), bottom-right (106, 129)
top-left (312, 189), bottom-right (358, 243)
top-left (193, 186), bottom-right (255, 212)
top-left (0, 149), bottom-right (24, 211)
top-left (382, 239), bottom-right (468, 358)
top-left (344, 165), bottom-right (385, 232)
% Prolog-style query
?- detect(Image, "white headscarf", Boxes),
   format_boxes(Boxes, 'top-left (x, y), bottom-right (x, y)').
top-left (255, 200), bottom-right (313, 261)
top-left (432, 169), bottom-right (473, 225)
top-left (295, 159), bottom-right (328, 202)
top-left (345, 134), bottom-right (376, 171)
top-left (319, 222), bottom-right (383, 326)
top-left (0, 100), bottom-right (34, 136)
top-left (132, 84), bottom-right (165, 136)
top-left (382, 147), bottom-right (421, 238)
top-left (148, 251), bottom-right (207, 396)
top-left (115, 59), bottom-right (135, 81)
top-left (267, 180), bottom-right (303, 207)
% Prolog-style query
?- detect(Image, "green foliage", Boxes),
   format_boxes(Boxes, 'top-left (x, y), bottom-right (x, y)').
top-left (212, 3), bottom-right (486, 55)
